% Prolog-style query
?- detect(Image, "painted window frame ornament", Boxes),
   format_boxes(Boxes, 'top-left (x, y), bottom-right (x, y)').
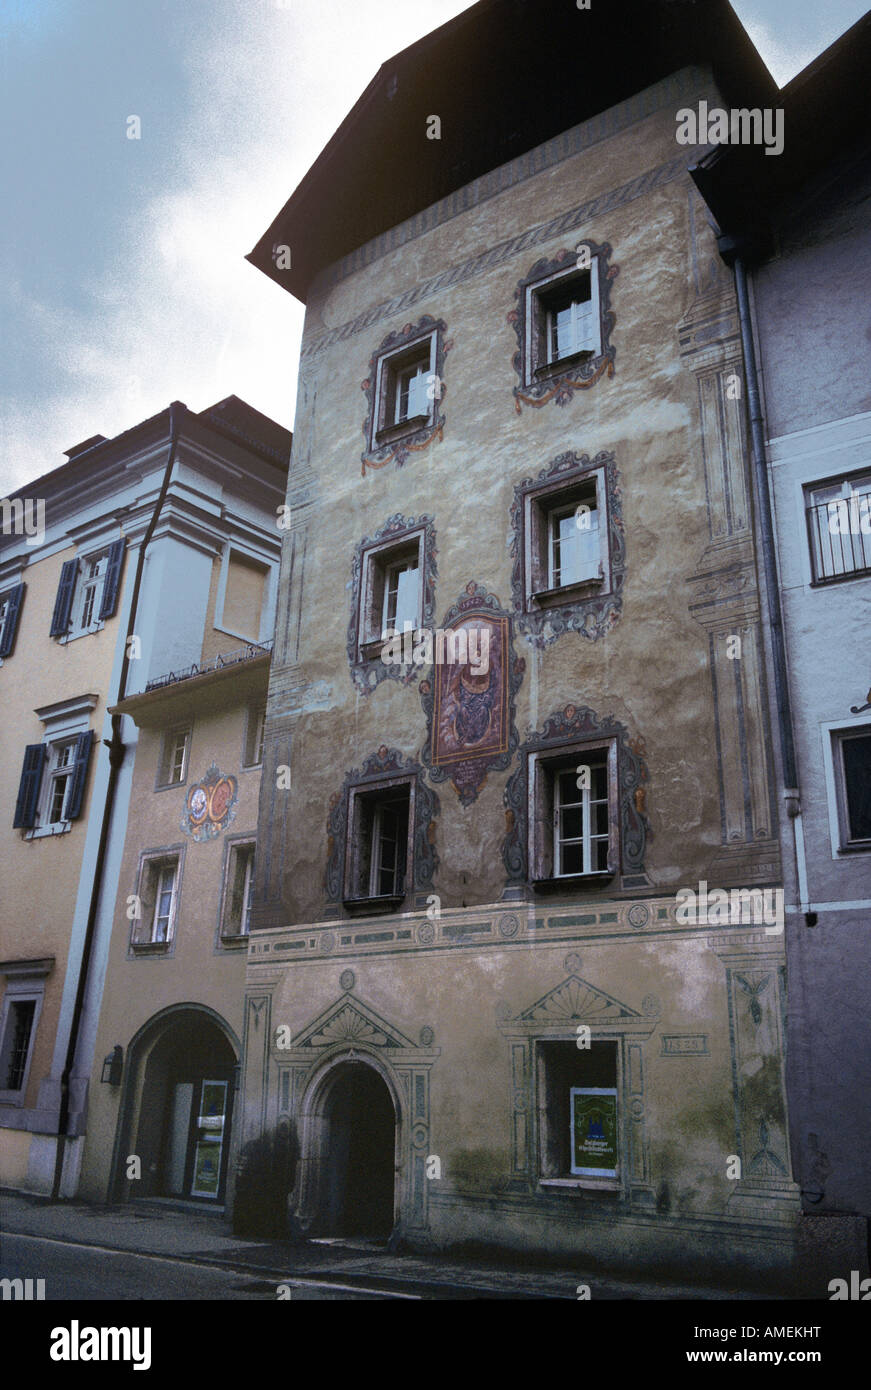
top-left (419, 582), bottom-right (525, 807)
top-left (360, 315), bottom-right (451, 474)
top-left (346, 513), bottom-right (438, 695)
top-left (325, 747), bottom-right (440, 909)
top-left (502, 704), bottom-right (650, 888)
top-left (181, 763), bottom-right (239, 842)
top-left (510, 450), bottom-right (625, 648)
top-left (508, 241), bottom-right (618, 413)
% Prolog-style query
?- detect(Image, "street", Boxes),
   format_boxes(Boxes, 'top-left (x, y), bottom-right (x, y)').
top-left (1, 1233), bottom-right (416, 1301)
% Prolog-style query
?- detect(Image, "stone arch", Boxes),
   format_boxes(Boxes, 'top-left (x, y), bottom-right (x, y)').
top-left (292, 1047), bottom-right (403, 1240)
top-left (109, 1003), bottom-right (240, 1204)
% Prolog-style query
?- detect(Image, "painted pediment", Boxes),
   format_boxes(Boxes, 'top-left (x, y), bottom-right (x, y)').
top-left (516, 974), bottom-right (640, 1024)
top-left (295, 993), bottom-right (416, 1050)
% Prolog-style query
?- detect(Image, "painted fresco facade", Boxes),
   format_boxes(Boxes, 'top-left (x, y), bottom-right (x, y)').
top-left (239, 26), bottom-right (825, 1283)
top-left (0, 397), bottom-right (288, 1199)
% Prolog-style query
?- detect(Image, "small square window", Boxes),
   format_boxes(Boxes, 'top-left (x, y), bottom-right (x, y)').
top-left (356, 529), bottom-right (425, 660)
top-left (222, 842), bottom-right (256, 937)
top-left (370, 335), bottom-right (436, 449)
top-left (133, 855), bottom-right (181, 947)
top-left (345, 781), bottom-right (412, 907)
top-left (158, 727), bottom-right (191, 788)
top-left (805, 471), bottom-right (871, 583)
top-left (538, 1040), bottom-right (619, 1183)
top-left (528, 742), bottom-right (618, 889)
top-left (243, 705), bottom-right (266, 768)
top-left (832, 729), bottom-right (871, 849)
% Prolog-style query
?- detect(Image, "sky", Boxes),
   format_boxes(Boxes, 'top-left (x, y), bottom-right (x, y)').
top-left (1, 0), bottom-right (868, 495)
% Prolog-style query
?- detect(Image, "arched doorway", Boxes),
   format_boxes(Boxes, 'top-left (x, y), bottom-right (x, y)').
top-left (115, 1006), bottom-right (238, 1204)
top-left (314, 1060), bottom-right (397, 1237)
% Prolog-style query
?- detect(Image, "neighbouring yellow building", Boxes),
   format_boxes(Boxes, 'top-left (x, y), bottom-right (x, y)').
top-left (0, 396), bottom-right (289, 1201)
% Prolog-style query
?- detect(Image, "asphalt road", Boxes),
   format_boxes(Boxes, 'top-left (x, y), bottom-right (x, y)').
top-left (1, 1232), bottom-right (415, 1301)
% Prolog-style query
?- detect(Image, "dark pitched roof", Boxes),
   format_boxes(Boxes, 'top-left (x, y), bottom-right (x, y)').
top-left (689, 8), bottom-right (871, 256)
top-left (248, 0), bottom-right (775, 302)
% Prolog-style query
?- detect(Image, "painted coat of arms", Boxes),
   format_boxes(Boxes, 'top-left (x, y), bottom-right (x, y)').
top-left (182, 763), bottom-right (238, 842)
top-left (421, 583), bottom-right (523, 805)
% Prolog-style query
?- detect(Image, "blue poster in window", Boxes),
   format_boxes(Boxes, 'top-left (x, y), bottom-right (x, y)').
top-left (570, 1087), bottom-right (618, 1176)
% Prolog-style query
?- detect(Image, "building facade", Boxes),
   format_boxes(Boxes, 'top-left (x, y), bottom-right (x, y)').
top-left (0, 396), bottom-right (289, 1200)
top-left (693, 12), bottom-right (871, 1265)
top-left (235, 0), bottom-right (827, 1286)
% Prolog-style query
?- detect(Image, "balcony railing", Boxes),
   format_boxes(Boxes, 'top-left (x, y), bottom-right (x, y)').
top-left (806, 498), bottom-right (871, 584)
top-left (144, 640), bottom-right (273, 692)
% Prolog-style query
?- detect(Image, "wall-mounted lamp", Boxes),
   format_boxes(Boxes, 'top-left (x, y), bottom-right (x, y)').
top-left (101, 1045), bottom-right (123, 1086)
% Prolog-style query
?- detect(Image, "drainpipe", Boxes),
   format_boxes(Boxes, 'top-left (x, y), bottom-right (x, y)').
top-left (730, 253), bottom-right (806, 910)
top-left (50, 401), bottom-right (184, 1200)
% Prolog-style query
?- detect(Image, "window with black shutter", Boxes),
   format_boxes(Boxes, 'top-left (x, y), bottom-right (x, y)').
top-left (13, 745), bottom-right (47, 829)
top-left (49, 559), bottom-right (79, 636)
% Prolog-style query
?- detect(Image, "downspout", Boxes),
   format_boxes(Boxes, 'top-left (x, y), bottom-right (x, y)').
top-left (731, 254), bottom-right (807, 911)
top-left (51, 401), bottom-right (184, 1200)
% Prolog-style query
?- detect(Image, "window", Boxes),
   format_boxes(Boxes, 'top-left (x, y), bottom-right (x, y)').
top-left (524, 261), bottom-right (602, 385)
top-left (832, 729), bottom-right (871, 849)
top-left (370, 333), bottom-right (437, 448)
top-left (806, 471), bottom-right (871, 582)
top-left (43, 741), bottom-right (77, 825)
top-left (222, 842), bottom-right (256, 938)
top-left (547, 499), bottom-right (600, 589)
top-left (243, 705), bottom-right (266, 768)
top-left (0, 582), bottom-right (25, 659)
top-left (528, 742), bottom-right (617, 888)
top-left (49, 538), bottom-right (126, 639)
top-left (553, 760), bottom-right (610, 876)
top-left (382, 556), bottom-right (420, 637)
top-left (158, 726), bottom-right (191, 788)
top-left (217, 549), bottom-right (273, 642)
top-left (538, 1041), bottom-right (619, 1185)
top-left (13, 711), bottom-right (96, 834)
top-left (77, 553), bottom-right (108, 631)
top-left (345, 782), bottom-right (412, 907)
top-left (356, 529), bottom-right (425, 658)
top-left (0, 962), bottom-right (50, 1107)
top-left (0, 1000), bottom-right (36, 1092)
top-left (519, 464), bottom-right (608, 613)
top-left (133, 854), bottom-right (181, 948)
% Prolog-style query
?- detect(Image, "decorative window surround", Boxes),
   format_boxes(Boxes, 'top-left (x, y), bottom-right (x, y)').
top-left (508, 243), bottom-right (618, 412)
top-left (360, 317), bottom-right (451, 474)
top-left (325, 748), bottom-right (439, 915)
top-left (503, 705), bottom-right (650, 892)
top-left (346, 515), bottom-right (437, 694)
top-left (510, 450), bottom-right (625, 647)
top-left (21, 695), bottom-right (99, 839)
top-left (497, 966), bottom-right (658, 1204)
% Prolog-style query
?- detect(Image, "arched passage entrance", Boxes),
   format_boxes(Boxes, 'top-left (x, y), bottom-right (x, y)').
top-left (300, 1057), bottom-right (398, 1238)
top-left (114, 1005), bottom-right (238, 1204)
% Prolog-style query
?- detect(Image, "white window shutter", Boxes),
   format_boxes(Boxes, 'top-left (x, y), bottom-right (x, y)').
top-left (407, 372), bottom-right (429, 418)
